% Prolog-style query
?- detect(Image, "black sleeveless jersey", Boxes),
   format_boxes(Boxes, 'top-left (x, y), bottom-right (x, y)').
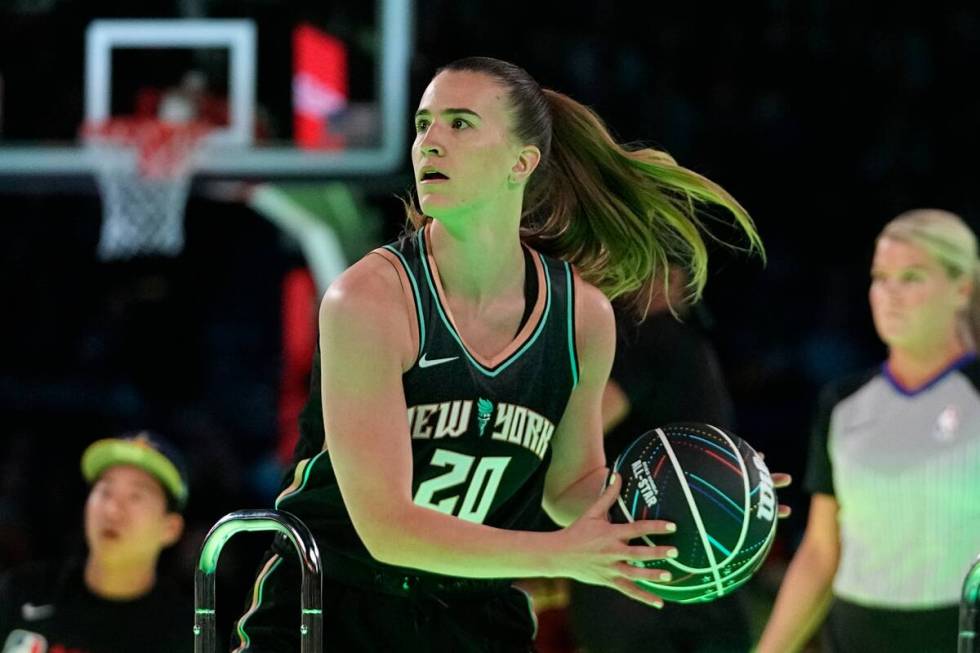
top-left (275, 225), bottom-right (580, 577)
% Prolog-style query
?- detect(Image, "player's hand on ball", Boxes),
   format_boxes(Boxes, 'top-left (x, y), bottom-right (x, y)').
top-left (772, 473), bottom-right (792, 518)
top-left (758, 451), bottom-right (793, 518)
top-left (556, 472), bottom-right (677, 609)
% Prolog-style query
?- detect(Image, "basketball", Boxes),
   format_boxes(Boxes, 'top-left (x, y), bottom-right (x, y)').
top-left (608, 422), bottom-right (778, 603)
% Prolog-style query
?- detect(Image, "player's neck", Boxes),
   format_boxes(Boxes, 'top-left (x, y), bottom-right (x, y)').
top-left (428, 218), bottom-right (525, 307)
top-left (84, 555), bottom-right (157, 600)
top-left (887, 337), bottom-right (971, 390)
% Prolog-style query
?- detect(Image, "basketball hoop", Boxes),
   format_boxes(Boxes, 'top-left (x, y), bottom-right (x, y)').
top-left (83, 118), bottom-right (210, 260)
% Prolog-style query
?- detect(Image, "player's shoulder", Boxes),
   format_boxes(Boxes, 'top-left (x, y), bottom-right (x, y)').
top-left (317, 251), bottom-right (415, 366)
top-left (572, 271), bottom-right (614, 334)
top-left (569, 269), bottom-right (616, 366)
top-left (332, 250), bottom-right (404, 296)
top-left (319, 251), bottom-right (406, 319)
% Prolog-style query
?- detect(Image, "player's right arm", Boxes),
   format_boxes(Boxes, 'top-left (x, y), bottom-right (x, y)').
top-left (318, 254), bottom-right (671, 587)
top-left (755, 493), bottom-right (841, 653)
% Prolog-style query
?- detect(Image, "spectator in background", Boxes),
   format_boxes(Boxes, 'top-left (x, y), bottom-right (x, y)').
top-left (757, 209), bottom-right (980, 652)
top-left (0, 432), bottom-right (192, 653)
top-left (567, 266), bottom-right (752, 652)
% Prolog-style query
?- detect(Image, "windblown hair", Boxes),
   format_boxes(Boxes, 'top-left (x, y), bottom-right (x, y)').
top-left (404, 57), bottom-right (763, 316)
top-left (879, 208), bottom-right (980, 349)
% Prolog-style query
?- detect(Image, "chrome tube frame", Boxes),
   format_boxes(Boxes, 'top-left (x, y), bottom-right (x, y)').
top-left (961, 553), bottom-right (980, 653)
top-left (194, 509), bottom-right (322, 653)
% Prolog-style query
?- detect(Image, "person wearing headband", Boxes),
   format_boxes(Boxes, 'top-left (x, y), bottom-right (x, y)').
top-left (0, 431), bottom-right (191, 653)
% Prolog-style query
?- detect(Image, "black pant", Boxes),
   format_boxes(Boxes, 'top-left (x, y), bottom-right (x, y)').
top-left (567, 581), bottom-right (751, 653)
top-left (823, 598), bottom-right (958, 653)
top-left (233, 545), bottom-right (537, 652)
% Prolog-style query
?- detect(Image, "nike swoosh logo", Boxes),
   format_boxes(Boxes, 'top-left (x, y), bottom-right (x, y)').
top-left (21, 602), bottom-right (55, 621)
top-left (418, 353), bottom-right (459, 368)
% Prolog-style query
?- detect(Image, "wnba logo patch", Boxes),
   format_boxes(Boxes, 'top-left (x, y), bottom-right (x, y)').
top-left (2, 630), bottom-right (48, 653)
top-left (933, 404), bottom-right (959, 442)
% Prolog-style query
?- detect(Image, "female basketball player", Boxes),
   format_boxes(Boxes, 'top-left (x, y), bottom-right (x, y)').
top-left (236, 57), bottom-right (784, 652)
top-left (757, 209), bottom-right (980, 652)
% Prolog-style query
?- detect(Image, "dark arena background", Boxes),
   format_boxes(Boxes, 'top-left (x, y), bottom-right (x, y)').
top-left (1, 1), bottom-right (978, 651)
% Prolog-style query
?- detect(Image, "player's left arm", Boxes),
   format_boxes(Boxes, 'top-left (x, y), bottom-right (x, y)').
top-left (543, 274), bottom-right (616, 527)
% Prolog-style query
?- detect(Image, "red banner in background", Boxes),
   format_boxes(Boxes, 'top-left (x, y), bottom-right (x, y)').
top-left (278, 267), bottom-right (317, 465)
top-left (292, 24), bottom-right (348, 150)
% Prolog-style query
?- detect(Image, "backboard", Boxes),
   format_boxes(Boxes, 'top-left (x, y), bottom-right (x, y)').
top-left (0, 0), bottom-right (412, 178)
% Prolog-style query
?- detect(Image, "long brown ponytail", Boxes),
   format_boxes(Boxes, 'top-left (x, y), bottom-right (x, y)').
top-left (404, 57), bottom-right (763, 316)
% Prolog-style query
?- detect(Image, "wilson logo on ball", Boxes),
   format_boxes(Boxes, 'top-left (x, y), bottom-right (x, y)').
top-left (751, 454), bottom-right (776, 522)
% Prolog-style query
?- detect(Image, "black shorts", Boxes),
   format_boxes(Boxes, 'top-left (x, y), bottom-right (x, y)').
top-left (232, 542), bottom-right (537, 653)
top-left (823, 597), bottom-right (958, 653)
top-left (567, 581), bottom-right (750, 653)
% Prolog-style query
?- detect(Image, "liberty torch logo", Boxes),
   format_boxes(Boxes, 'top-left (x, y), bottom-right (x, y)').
top-left (477, 398), bottom-right (494, 436)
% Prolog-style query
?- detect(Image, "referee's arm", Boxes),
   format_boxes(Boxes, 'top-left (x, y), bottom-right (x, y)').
top-left (755, 493), bottom-right (840, 653)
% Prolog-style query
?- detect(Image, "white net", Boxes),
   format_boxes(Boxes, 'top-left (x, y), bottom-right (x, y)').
top-left (84, 119), bottom-right (208, 261)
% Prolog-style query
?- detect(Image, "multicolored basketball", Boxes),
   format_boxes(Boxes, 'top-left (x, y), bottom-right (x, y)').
top-left (608, 422), bottom-right (778, 603)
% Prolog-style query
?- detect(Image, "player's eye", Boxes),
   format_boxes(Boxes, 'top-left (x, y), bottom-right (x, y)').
top-left (414, 119), bottom-right (430, 133)
top-left (451, 118), bottom-right (469, 130)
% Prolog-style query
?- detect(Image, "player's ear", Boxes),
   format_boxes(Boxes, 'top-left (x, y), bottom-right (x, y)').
top-left (509, 145), bottom-right (541, 186)
top-left (161, 513), bottom-right (184, 547)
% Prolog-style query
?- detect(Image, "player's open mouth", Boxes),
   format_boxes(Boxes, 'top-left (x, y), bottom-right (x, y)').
top-left (419, 167), bottom-right (450, 183)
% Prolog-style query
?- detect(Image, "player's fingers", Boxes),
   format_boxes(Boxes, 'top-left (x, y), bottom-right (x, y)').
top-left (623, 544), bottom-right (678, 562)
top-left (611, 577), bottom-right (664, 609)
top-left (620, 519), bottom-right (676, 539)
top-left (778, 504), bottom-right (792, 519)
top-left (771, 472), bottom-right (792, 488)
top-left (615, 561), bottom-right (673, 583)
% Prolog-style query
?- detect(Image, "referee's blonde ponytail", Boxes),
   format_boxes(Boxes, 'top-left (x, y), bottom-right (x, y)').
top-left (970, 262), bottom-right (980, 351)
top-left (879, 209), bottom-right (980, 350)
top-left (404, 57), bottom-right (763, 317)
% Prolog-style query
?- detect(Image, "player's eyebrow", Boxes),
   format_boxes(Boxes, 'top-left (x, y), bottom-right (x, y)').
top-left (414, 108), bottom-right (482, 120)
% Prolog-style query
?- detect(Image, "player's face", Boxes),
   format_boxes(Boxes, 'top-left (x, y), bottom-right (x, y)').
top-left (869, 237), bottom-right (969, 352)
top-left (84, 465), bottom-right (182, 564)
top-left (412, 70), bottom-right (525, 218)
